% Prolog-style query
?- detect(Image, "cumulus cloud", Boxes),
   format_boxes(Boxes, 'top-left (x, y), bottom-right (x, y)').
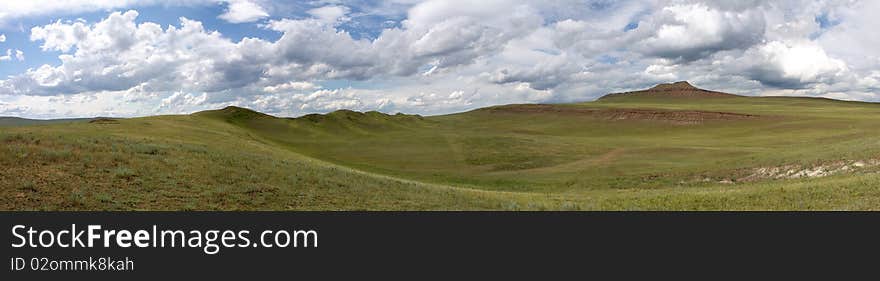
top-left (2, 2), bottom-right (545, 107)
top-left (744, 40), bottom-right (848, 88)
top-left (263, 81), bottom-right (321, 92)
top-left (633, 2), bottom-right (766, 61)
top-left (30, 19), bottom-right (90, 52)
top-left (9, 10), bottom-right (268, 96)
top-left (218, 0), bottom-right (270, 23)
top-left (0, 34), bottom-right (5, 42)
top-left (488, 55), bottom-right (586, 91)
top-left (158, 91), bottom-right (208, 112)
top-left (816, 1), bottom-right (880, 71)
top-left (2, 0), bottom-right (880, 118)
top-left (307, 5), bottom-right (351, 25)
top-left (0, 49), bottom-right (24, 62)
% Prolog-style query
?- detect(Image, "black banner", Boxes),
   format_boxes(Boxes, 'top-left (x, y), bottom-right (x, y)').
top-left (1, 212), bottom-right (877, 279)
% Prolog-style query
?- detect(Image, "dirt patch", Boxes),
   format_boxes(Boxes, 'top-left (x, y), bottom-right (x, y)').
top-left (691, 158), bottom-right (880, 185)
top-left (483, 104), bottom-right (759, 125)
top-left (738, 159), bottom-right (880, 182)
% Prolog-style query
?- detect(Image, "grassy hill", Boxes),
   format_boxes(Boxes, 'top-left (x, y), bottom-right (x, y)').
top-left (4, 81), bottom-right (880, 210)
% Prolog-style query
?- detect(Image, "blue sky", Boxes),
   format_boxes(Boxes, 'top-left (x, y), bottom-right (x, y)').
top-left (1, 0), bottom-right (879, 119)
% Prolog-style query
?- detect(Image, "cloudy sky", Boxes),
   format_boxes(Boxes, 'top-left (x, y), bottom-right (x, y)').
top-left (0, 0), bottom-right (878, 118)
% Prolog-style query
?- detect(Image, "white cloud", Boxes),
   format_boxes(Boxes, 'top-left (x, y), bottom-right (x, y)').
top-left (4, 0), bottom-right (880, 118)
top-left (744, 40), bottom-right (848, 88)
top-left (633, 2), bottom-right (765, 61)
top-left (8, 10), bottom-right (263, 96)
top-left (30, 19), bottom-right (91, 52)
top-left (218, 0), bottom-right (270, 23)
top-left (643, 64), bottom-right (679, 81)
top-left (5, 1), bottom-right (546, 101)
top-left (307, 5), bottom-right (351, 25)
top-left (0, 34), bottom-right (5, 42)
top-left (263, 81), bottom-right (322, 92)
top-left (158, 91), bottom-right (209, 112)
top-left (817, 1), bottom-right (880, 71)
top-left (0, 49), bottom-right (23, 62)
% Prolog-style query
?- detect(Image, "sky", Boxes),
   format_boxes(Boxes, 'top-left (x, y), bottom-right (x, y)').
top-left (0, 0), bottom-right (879, 119)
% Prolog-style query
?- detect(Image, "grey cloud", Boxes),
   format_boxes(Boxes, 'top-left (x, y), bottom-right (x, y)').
top-left (2, 0), bottom-right (880, 119)
top-left (632, 2), bottom-right (766, 61)
top-left (489, 61), bottom-right (583, 91)
top-left (6, 1), bottom-right (545, 98)
top-left (740, 40), bottom-right (849, 89)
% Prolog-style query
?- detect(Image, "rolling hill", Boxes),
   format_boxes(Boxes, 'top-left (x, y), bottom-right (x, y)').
top-left (4, 81), bottom-right (880, 210)
top-left (598, 81), bottom-right (741, 100)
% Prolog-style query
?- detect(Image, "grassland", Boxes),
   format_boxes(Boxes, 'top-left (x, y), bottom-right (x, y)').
top-left (4, 91), bottom-right (880, 210)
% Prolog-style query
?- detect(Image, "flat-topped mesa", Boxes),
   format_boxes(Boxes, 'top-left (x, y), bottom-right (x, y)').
top-left (598, 81), bottom-right (741, 100)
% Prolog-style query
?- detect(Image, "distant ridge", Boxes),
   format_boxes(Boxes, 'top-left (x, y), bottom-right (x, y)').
top-left (0, 116), bottom-right (99, 127)
top-left (598, 81), bottom-right (741, 100)
top-left (192, 106), bottom-right (425, 127)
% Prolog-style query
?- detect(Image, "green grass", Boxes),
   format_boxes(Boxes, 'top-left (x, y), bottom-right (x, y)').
top-left (0, 117), bottom-right (530, 210)
top-left (4, 95), bottom-right (880, 210)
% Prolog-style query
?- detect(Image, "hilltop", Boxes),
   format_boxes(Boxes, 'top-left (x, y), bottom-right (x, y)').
top-left (598, 81), bottom-right (741, 100)
top-left (5, 83), bottom-right (880, 210)
top-left (192, 106), bottom-right (275, 123)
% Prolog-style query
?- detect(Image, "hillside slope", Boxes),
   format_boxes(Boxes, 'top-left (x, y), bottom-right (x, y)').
top-left (4, 82), bottom-right (880, 210)
top-left (0, 113), bottom-right (525, 210)
top-left (236, 86), bottom-right (880, 194)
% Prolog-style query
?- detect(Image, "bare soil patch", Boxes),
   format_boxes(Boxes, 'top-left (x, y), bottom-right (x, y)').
top-left (688, 158), bottom-right (880, 185)
top-left (738, 159), bottom-right (880, 182)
